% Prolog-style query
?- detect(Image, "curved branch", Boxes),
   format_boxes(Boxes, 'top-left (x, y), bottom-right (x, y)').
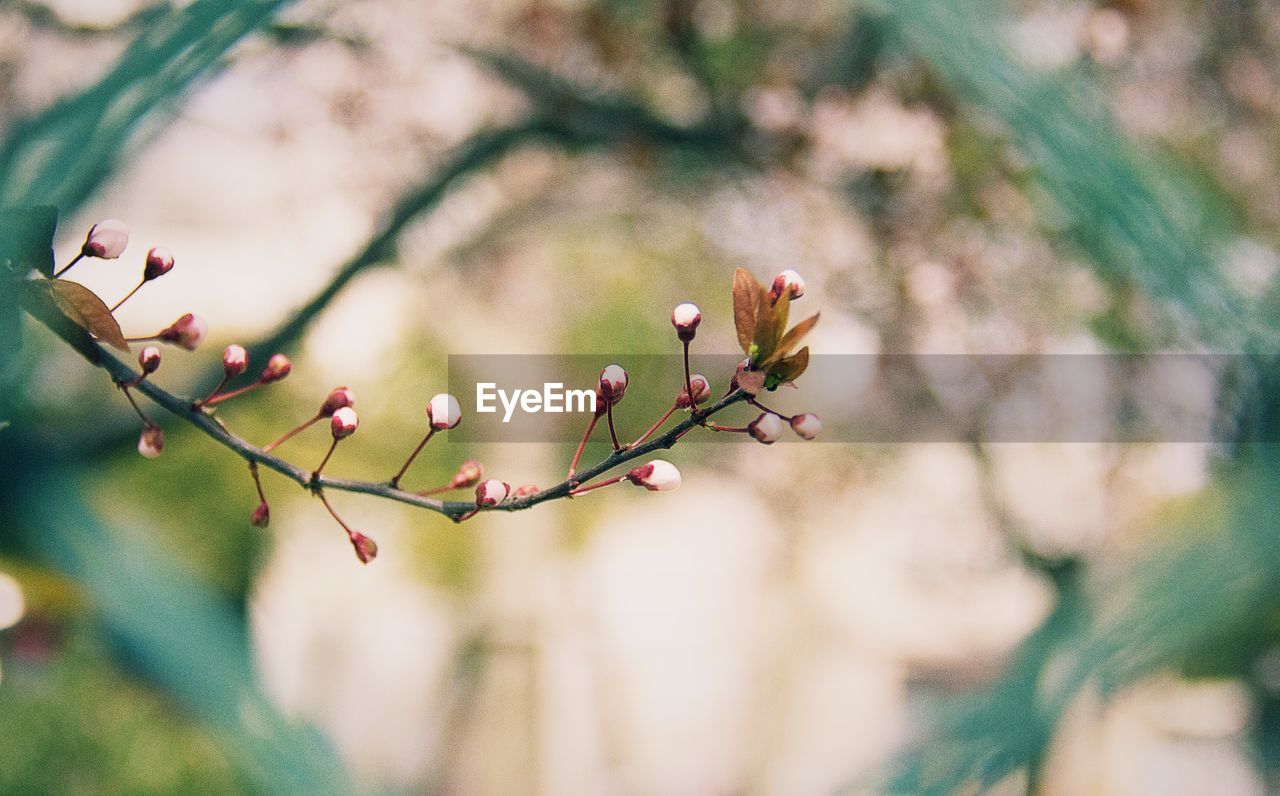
top-left (39, 309), bottom-right (746, 520)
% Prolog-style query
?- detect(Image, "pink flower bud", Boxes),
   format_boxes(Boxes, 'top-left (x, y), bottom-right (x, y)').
top-left (675, 374), bottom-right (711, 408)
top-left (222, 344), bottom-right (247, 377)
top-left (599, 364), bottom-right (627, 404)
top-left (790, 413), bottom-right (821, 440)
top-left (626, 460), bottom-right (681, 492)
top-left (671, 302), bottom-right (702, 342)
top-left (250, 501), bottom-right (270, 528)
top-left (143, 247), bottom-right (174, 281)
top-left (349, 531), bottom-right (378, 564)
top-left (769, 269), bottom-right (805, 302)
top-left (137, 424), bottom-right (164, 458)
top-left (453, 460), bottom-right (484, 488)
top-left (748, 412), bottom-right (785, 444)
top-left (81, 219), bottom-right (129, 259)
top-left (330, 406), bottom-right (359, 439)
top-left (138, 346), bottom-right (161, 374)
top-left (319, 386), bottom-right (356, 416)
top-left (475, 479), bottom-right (510, 507)
top-left (158, 313), bottom-right (208, 351)
top-left (427, 393), bottom-right (462, 430)
top-left (259, 353), bottom-right (291, 384)
top-left (511, 483), bottom-right (539, 498)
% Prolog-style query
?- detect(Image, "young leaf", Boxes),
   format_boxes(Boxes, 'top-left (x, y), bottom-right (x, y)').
top-left (737, 370), bottom-right (766, 395)
top-left (775, 312), bottom-right (819, 360)
top-left (20, 281), bottom-right (101, 362)
top-left (754, 290), bottom-right (789, 364)
top-left (0, 206), bottom-right (57, 277)
top-left (771, 347), bottom-right (810, 384)
top-left (43, 279), bottom-right (129, 351)
top-left (733, 268), bottom-right (760, 354)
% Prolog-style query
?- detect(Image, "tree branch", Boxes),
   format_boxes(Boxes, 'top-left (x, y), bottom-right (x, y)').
top-left (36, 308), bottom-right (746, 520)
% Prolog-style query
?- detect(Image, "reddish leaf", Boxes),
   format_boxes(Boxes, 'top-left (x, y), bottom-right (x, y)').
top-left (736, 370), bottom-right (766, 395)
top-left (775, 312), bottom-right (819, 360)
top-left (770, 346), bottom-right (810, 383)
top-left (754, 290), bottom-right (788, 364)
top-left (732, 268), bottom-right (759, 354)
top-left (45, 279), bottom-right (128, 351)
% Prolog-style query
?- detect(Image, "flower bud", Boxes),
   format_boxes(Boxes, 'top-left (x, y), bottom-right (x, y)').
top-left (453, 460), bottom-right (484, 488)
top-left (475, 479), bottom-right (510, 507)
top-left (222, 344), bottom-right (247, 377)
top-left (81, 219), bottom-right (129, 259)
top-left (260, 353), bottom-right (291, 384)
top-left (330, 406), bottom-right (359, 439)
top-left (349, 531), bottom-right (378, 564)
top-left (319, 386), bottom-right (356, 416)
top-left (626, 460), bottom-right (681, 492)
top-left (427, 393), bottom-right (462, 430)
top-left (769, 269), bottom-right (805, 302)
top-left (599, 364), bottom-right (627, 404)
top-left (671, 302), bottom-right (702, 342)
top-left (138, 346), bottom-right (161, 374)
top-left (747, 412), bottom-right (785, 445)
top-left (137, 424), bottom-right (164, 458)
top-left (511, 483), bottom-right (539, 498)
top-left (143, 247), bottom-right (174, 281)
top-left (675, 374), bottom-right (711, 408)
top-left (790, 413), bottom-right (821, 440)
top-left (158, 313), bottom-right (208, 351)
top-left (250, 501), bottom-right (270, 528)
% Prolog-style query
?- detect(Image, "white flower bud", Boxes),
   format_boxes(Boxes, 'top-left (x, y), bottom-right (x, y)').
top-left (599, 364), bottom-right (628, 404)
top-left (319, 386), bottom-right (356, 416)
top-left (260, 353), bottom-right (291, 384)
top-left (671, 302), bottom-right (702, 341)
top-left (81, 219), bottom-right (129, 259)
top-left (138, 346), bottom-right (161, 374)
top-left (475, 479), bottom-right (510, 507)
top-left (748, 412), bottom-right (785, 444)
top-left (137, 425), bottom-right (164, 458)
top-left (626, 459), bottom-right (681, 491)
top-left (676, 374), bottom-right (711, 408)
top-left (159, 313), bottom-right (207, 351)
top-left (143, 247), bottom-right (174, 281)
top-left (769, 269), bottom-right (805, 302)
top-left (330, 406), bottom-right (359, 439)
top-left (790, 413), bottom-right (821, 440)
top-left (222, 344), bottom-right (247, 377)
top-left (427, 393), bottom-right (462, 430)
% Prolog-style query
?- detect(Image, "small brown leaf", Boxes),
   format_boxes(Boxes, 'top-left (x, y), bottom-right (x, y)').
top-left (732, 268), bottom-right (759, 354)
top-left (774, 312), bottom-right (819, 361)
top-left (736, 370), bottom-right (766, 395)
top-left (46, 279), bottom-right (128, 351)
top-left (771, 346), bottom-right (810, 383)
top-left (754, 290), bottom-right (788, 365)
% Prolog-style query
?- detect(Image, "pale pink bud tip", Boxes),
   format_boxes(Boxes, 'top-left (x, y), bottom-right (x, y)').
top-left (790, 413), bottom-right (821, 440)
top-left (250, 501), bottom-right (270, 528)
top-left (427, 393), bottom-right (462, 430)
top-left (222, 344), bottom-right (248, 377)
top-left (138, 346), bottom-right (161, 374)
top-left (82, 219), bottom-right (129, 259)
top-left (769, 269), bottom-right (805, 302)
top-left (599, 364), bottom-right (628, 404)
top-left (475, 479), bottom-right (510, 507)
top-left (260, 353), bottom-right (291, 384)
top-left (454, 460), bottom-right (484, 488)
top-left (349, 531), bottom-right (378, 564)
top-left (143, 247), bottom-right (174, 281)
top-left (748, 412), bottom-right (785, 444)
top-left (676, 374), bottom-right (711, 407)
top-left (320, 386), bottom-right (356, 416)
top-left (137, 425), bottom-right (164, 458)
top-left (511, 484), bottom-right (539, 498)
top-left (626, 460), bottom-right (681, 492)
top-left (159, 313), bottom-right (208, 351)
top-left (671, 302), bottom-right (702, 341)
top-left (330, 407), bottom-right (359, 439)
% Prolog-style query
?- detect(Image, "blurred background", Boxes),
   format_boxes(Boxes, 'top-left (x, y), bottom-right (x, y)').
top-left (2, 0), bottom-right (1280, 793)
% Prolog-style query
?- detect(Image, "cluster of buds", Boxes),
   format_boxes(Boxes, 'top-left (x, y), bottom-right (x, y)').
top-left (45, 221), bottom-right (826, 566)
